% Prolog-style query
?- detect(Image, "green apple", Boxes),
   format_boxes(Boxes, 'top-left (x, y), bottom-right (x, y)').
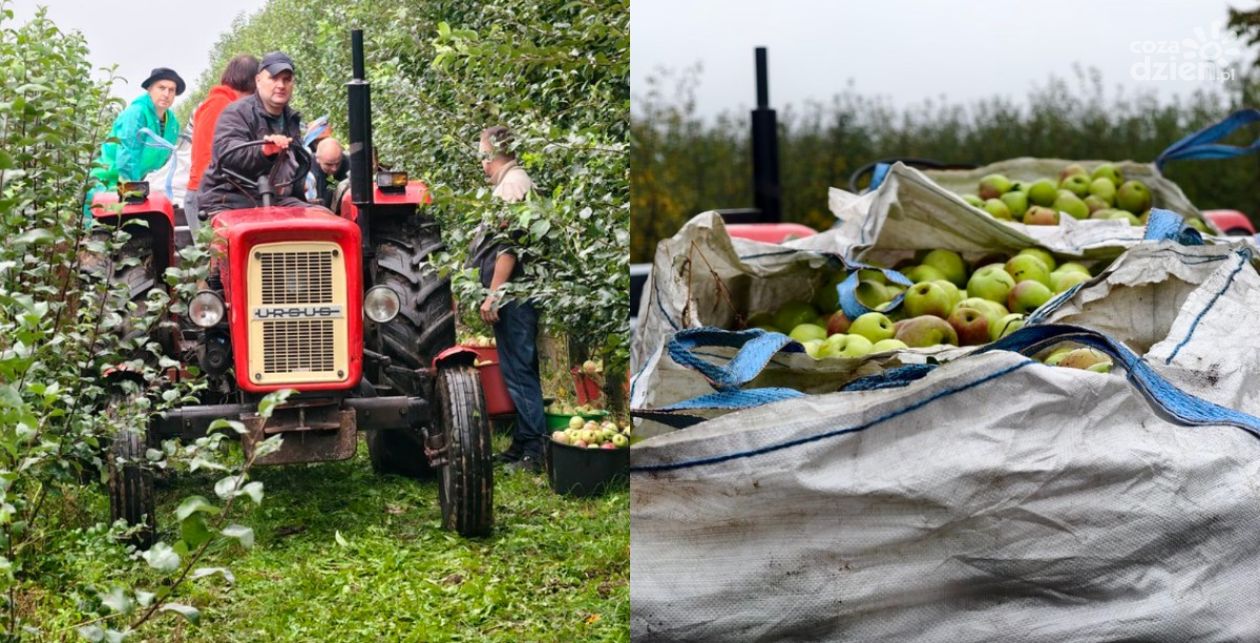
top-left (802, 339), bottom-right (826, 359)
top-left (989, 313), bottom-right (1025, 342)
top-left (1086, 362), bottom-right (1112, 373)
top-left (1052, 192), bottom-right (1089, 220)
top-left (1088, 177), bottom-right (1116, 204)
top-left (1016, 248), bottom-right (1057, 272)
top-left (568, 415), bottom-right (584, 430)
top-left (1000, 191), bottom-right (1030, 220)
top-left (956, 297), bottom-right (1008, 325)
top-left (1186, 218), bottom-right (1210, 233)
top-left (745, 311), bottom-right (778, 332)
top-left (1007, 280), bottom-right (1053, 314)
top-left (855, 280), bottom-right (890, 309)
top-left (904, 264), bottom-right (946, 284)
top-left (933, 280), bottom-right (963, 309)
top-left (962, 194), bottom-right (985, 208)
top-left (871, 338), bottom-right (909, 352)
top-left (857, 269), bottom-right (886, 284)
top-left (611, 433), bottom-right (629, 447)
top-left (1084, 195), bottom-right (1109, 214)
top-left (774, 302), bottom-right (818, 333)
top-left (833, 333), bottom-right (874, 358)
top-left (1043, 346), bottom-right (1075, 366)
top-left (1059, 163), bottom-right (1088, 181)
top-left (1023, 205), bottom-right (1059, 225)
top-left (1109, 210), bottom-right (1142, 226)
top-left (967, 265), bottom-right (1016, 304)
top-left (947, 307), bottom-right (991, 346)
top-left (1027, 179), bottom-right (1058, 207)
top-left (812, 272), bottom-right (848, 313)
top-left (920, 249), bottom-right (968, 288)
top-left (1056, 262), bottom-right (1091, 276)
top-left (1050, 270), bottom-right (1090, 293)
top-left (903, 281), bottom-right (953, 318)
top-left (1116, 180), bottom-right (1152, 213)
top-left (1058, 347), bottom-right (1112, 371)
top-left (849, 312), bottom-right (895, 343)
top-left (1004, 254), bottom-right (1052, 286)
top-left (984, 198), bottom-right (1012, 220)
top-left (789, 323), bottom-right (828, 343)
top-left (978, 174), bottom-right (1013, 200)
top-left (1091, 163), bottom-right (1122, 184)
top-left (1059, 174), bottom-right (1091, 198)
top-left (894, 315), bottom-right (959, 347)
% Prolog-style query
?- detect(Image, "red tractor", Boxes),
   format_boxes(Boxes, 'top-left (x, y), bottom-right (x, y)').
top-left (88, 31), bottom-right (491, 542)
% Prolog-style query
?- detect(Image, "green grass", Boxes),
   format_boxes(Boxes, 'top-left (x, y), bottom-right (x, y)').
top-left (25, 432), bottom-right (629, 641)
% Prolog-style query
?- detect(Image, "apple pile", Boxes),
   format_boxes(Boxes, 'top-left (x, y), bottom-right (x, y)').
top-left (462, 334), bottom-right (497, 348)
top-left (1042, 345), bottom-right (1113, 373)
top-left (580, 359), bottom-right (604, 376)
top-left (547, 400), bottom-right (601, 416)
top-left (959, 163), bottom-right (1208, 231)
top-left (551, 416), bottom-right (631, 449)
top-left (745, 248), bottom-right (1097, 357)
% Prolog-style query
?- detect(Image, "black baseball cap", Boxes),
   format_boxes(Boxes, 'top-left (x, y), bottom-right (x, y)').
top-left (259, 52), bottom-right (295, 76)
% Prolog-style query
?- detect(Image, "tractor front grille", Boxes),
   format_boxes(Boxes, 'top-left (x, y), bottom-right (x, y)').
top-left (247, 242), bottom-right (349, 385)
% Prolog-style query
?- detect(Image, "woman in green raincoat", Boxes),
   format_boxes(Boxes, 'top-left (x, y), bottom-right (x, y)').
top-left (84, 67), bottom-right (185, 218)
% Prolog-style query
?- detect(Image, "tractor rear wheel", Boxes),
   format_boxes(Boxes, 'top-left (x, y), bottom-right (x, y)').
top-left (107, 423), bottom-right (156, 548)
top-left (369, 216), bottom-right (456, 396)
top-left (436, 365), bottom-right (493, 537)
top-left (363, 216), bottom-right (456, 477)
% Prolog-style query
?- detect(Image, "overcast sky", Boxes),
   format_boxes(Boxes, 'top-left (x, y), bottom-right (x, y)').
top-left (10, 0), bottom-right (269, 108)
top-left (632, 0), bottom-right (1251, 120)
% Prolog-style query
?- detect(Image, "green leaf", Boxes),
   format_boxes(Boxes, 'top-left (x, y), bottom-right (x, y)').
top-left (142, 542), bottom-right (180, 573)
top-left (180, 514), bottom-right (214, 549)
top-left (101, 586), bottom-right (132, 614)
top-left (213, 475), bottom-right (242, 500)
top-left (14, 228), bottom-right (53, 245)
top-left (222, 523), bottom-right (254, 548)
top-left (257, 389), bottom-right (294, 418)
top-left (160, 603), bottom-right (201, 625)
top-left (77, 625), bottom-right (105, 642)
top-left (175, 495), bottom-right (219, 521)
top-left (240, 480), bottom-right (264, 505)
top-left (334, 530), bottom-right (349, 548)
top-left (191, 566), bottom-right (236, 584)
top-left (208, 418), bottom-right (247, 435)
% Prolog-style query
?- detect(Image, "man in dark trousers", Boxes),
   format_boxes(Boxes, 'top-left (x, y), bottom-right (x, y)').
top-left (468, 126), bottom-right (545, 474)
top-left (198, 51), bottom-right (312, 213)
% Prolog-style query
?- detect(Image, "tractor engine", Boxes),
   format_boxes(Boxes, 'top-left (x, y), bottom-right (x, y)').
top-left (209, 208), bottom-right (365, 392)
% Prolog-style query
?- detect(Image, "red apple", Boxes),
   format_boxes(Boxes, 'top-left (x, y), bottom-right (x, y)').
top-left (947, 307), bottom-right (991, 346)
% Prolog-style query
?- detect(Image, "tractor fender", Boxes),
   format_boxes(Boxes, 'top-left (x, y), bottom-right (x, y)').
top-left (432, 345), bottom-right (478, 371)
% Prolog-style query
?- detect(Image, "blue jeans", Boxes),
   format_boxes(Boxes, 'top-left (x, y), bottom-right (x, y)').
top-left (493, 299), bottom-right (546, 458)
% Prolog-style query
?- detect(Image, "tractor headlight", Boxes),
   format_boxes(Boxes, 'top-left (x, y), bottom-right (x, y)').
top-left (364, 285), bottom-right (401, 323)
top-left (189, 291), bottom-right (225, 328)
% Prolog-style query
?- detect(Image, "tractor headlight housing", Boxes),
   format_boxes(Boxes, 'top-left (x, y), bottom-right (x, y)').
top-left (364, 285), bottom-right (401, 323)
top-left (189, 290), bottom-right (226, 328)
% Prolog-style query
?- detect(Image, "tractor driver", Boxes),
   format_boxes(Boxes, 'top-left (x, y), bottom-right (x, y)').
top-left (197, 52), bottom-right (314, 213)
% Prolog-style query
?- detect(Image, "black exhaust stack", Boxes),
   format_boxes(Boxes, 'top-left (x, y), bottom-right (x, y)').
top-left (347, 29), bottom-right (374, 207)
top-left (347, 29), bottom-right (374, 288)
top-left (751, 47), bottom-right (781, 222)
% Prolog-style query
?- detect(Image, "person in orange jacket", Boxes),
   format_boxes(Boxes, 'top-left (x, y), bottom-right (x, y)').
top-left (187, 55), bottom-right (259, 197)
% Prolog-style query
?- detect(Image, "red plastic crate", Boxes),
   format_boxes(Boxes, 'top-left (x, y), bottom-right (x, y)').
top-left (461, 343), bottom-right (515, 416)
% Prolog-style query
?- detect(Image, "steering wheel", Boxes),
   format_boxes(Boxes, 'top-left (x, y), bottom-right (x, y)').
top-left (217, 137), bottom-right (313, 194)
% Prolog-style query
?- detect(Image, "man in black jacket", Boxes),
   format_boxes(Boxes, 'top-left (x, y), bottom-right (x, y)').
top-left (198, 52), bottom-right (312, 213)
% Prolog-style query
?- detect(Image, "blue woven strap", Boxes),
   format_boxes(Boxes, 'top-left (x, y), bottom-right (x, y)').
top-left (666, 328), bottom-right (799, 392)
top-left (1143, 208), bottom-right (1204, 245)
top-left (868, 162), bottom-right (892, 191)
top-left (837, 265), bottom-right (915, 320)
top-left (983, 324), bottom-right (1260, 436)
top-left (1155, 109), bottom-right (1260, 170)
top-left (840, 363), bottom-right (937, 391)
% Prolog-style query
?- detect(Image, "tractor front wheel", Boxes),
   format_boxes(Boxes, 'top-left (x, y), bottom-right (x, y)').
top-left (107, 427), bottom-right (156, 548)
top-left (436, 364), bottom-right (493, 537)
